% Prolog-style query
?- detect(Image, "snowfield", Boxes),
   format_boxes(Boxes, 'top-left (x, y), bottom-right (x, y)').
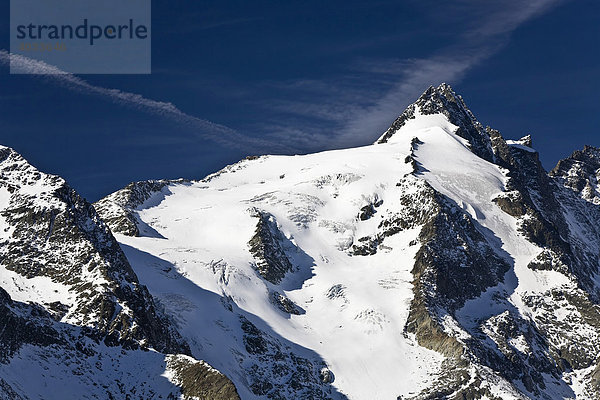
top-left (116, 136), bottom-right (446, 399)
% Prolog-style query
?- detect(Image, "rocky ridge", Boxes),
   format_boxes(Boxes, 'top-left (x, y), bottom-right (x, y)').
top-left (0, 146), bottom-right (239, 399)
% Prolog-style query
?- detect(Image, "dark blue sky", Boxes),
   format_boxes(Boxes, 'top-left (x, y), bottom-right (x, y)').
top-left (0, 0), bottom-right (598, 201)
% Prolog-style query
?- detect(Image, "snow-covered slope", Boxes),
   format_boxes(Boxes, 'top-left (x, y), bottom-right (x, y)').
top-left (105, 143), bottom-right (444, 400)
top-left (0, 146), bottom-right (240, 399)
top-left (94, 84), bottom-right (600, 399)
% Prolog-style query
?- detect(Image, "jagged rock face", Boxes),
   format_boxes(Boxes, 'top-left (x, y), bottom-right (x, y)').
top-left (0, 147), bottom-right (184, 353)
top-left (248, 208), bottom-right (294, 284)
top-left (0, 287), bottom-right (61, 362)
top-left (548, 146), bottom-right (600, 295)
top-left (492, 134), bottom-right (600, 289)
top-left (0, 284), bottom-right (242, 400)
top-left (0, 147), bottom-right (239, 399)
top-left (406, 187), bottom-right (511, 360)
top-left (351, 174), bottom-right (431, 256)
top-left (166, 354), bottom-right (241, 400)
top-left (551, 145), bottom-right (600, 204)
top-left (350, 173), bottom-right (511, 361)
top-left (269, 290), bottom-right (304, 315)
top-left (492, 136), bottom-right (573, 257)
top-left (413, 191), bottom-right (510, 312)
top-left (238, 316), bottom-right (337, 399)
top-left (94, 179), bottom-right (186, 236)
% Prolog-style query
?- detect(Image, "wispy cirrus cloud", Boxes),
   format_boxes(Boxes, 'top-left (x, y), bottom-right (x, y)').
top-left (459, 0), bottom-right (565, 39)
top-left (255, 0), bottom-right (568, 150)
top-left (0, 0), bottom-right (568, 157)
top-left (0, 50), bottom-right (296, 154)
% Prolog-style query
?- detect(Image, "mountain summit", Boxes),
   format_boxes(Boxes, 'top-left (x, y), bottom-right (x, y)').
top-left (2, 86), bottom-right (600, 399)
top-left (377, 83), bottom-right (494, 161)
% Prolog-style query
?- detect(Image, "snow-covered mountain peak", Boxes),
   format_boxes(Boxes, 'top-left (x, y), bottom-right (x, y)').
top-left (90, 83), bottom-right (600, 398)
top-left (0, 146), bottom-right (65, 204)
top-left (0, 146), bottom-right (241, 399)
top-left (377, 83), bottom-right (495, 162)
top-left (4, 86), bottom-right (600, 399)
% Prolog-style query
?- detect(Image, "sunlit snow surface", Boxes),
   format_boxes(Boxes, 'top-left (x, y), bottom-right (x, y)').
top-left (115, 135), bottom-right (446, 399)
top-left (113, 112), bottom-right (582, 399)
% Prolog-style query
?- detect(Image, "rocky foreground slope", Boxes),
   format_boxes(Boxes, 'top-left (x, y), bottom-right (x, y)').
top-left (1, 84), bottom-right (599, 399)
top-left (0, 146), bottom-right (239, 399)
